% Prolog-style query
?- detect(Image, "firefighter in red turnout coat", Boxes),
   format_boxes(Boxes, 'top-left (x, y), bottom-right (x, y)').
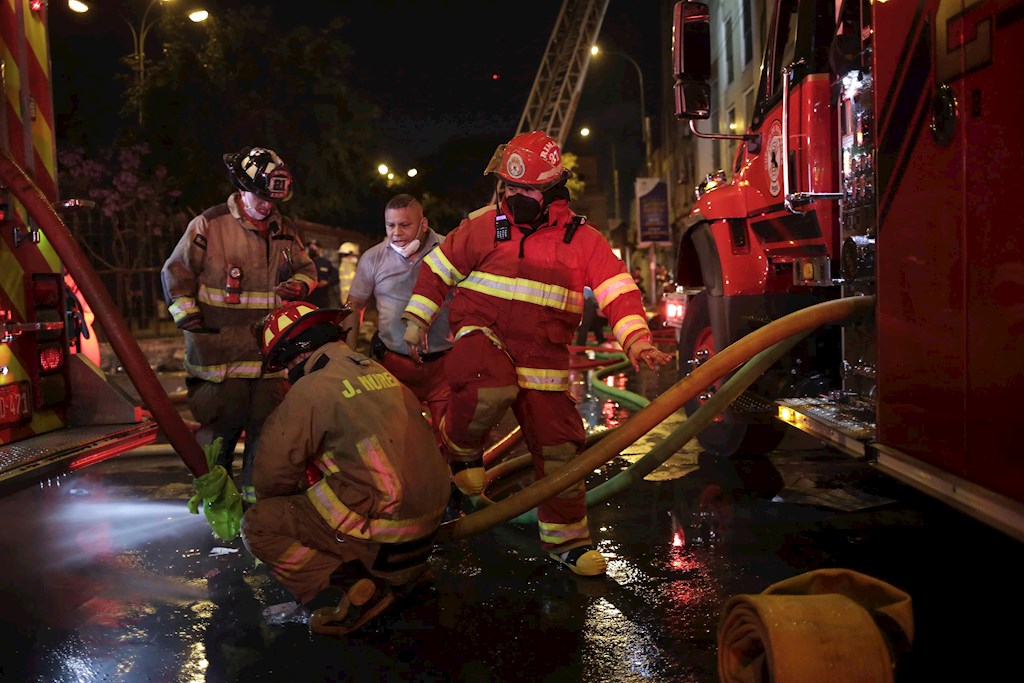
top-left (401, 131), bottom-right (672, 576)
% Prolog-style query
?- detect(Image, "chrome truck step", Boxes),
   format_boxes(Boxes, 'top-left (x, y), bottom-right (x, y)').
top-left (774, 396), bottom-right (876, 458)
top-left (731, 390), bottom-right (776, 416)
top-left (0, 422), bottom-right (157, 494)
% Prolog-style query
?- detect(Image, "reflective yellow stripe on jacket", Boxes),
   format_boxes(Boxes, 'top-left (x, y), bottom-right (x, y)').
top-left (458, 270), bottom-right (584, 313)
top-left (306, 439), bottom-right (440, 543)
top-left (305, 479), bottom-right (439, 542)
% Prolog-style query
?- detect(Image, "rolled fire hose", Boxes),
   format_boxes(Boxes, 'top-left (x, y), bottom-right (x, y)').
top-left (717, 567), bottom-right (914, 683)
top-left (439, 295), bottom-right (875, 542)
top-left (0, 154), bottom-right (209, 477)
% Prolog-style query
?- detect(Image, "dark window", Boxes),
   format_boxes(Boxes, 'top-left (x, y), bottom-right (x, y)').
top-left (742, 0), bottom-right (754, 65)
top-left (725, 17), bottom-right (735, 84)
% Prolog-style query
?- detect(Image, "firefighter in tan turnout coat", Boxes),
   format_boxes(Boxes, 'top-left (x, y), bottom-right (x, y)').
top-left (241, 301), bottom-right (450, 636)
top-left (161, 146), bottom-right (317, 502)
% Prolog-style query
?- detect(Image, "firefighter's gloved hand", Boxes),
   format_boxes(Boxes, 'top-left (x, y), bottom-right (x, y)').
top-left (187, 438), bottom-right (243, 541)
top-left (178, 314), bottom-right (205, 331)
top-left (404, 319), bottom-right (428, 364)
top-left (275, 280), bottom-right (308, 301)
top-left (626, 339), bottom-right (674, 371)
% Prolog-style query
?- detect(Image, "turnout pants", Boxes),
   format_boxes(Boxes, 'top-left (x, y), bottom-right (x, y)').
top-left (442, 332), bottom-right (592, 554)
top-left (187, 377), bottom-right (288, 495)
top-left (241, 495), bottom-right (435, 604)
top-left (379, 350), bottom-right (451, 447)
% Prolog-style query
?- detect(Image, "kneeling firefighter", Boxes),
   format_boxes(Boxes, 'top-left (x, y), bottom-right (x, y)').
top-left (241, 301), bottom-right (451, 635)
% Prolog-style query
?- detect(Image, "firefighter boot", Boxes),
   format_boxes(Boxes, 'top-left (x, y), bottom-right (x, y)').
top-left (309, 576), bottom-right (395, 636)
top-left (450, 458), bottom-right (485, 497)
top-left (549, 546), bottom-right (608, 577)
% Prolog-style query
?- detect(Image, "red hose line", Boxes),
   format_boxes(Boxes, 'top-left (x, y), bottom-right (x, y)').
top-left (0, 154), bottom-right (209, 477)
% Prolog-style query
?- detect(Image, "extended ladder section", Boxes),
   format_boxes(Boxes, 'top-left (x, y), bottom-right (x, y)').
top-left (516, 0), bottom-right (609, 147)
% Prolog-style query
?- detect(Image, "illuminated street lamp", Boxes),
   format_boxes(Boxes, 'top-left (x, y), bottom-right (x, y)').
top-left (377, 163), bottom-right (418, 187)
top-left (68, 0), bottom-right (208, 127)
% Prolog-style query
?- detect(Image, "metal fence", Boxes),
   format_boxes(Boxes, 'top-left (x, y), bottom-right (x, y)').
top-left (63, 210), bottom-right (186, 340)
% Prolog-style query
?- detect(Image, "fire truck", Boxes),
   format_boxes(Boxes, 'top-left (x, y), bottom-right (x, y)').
top-left (668, 0), bottom-right (1024, 540)
top-left (0, 1), bottom-right (179, 494)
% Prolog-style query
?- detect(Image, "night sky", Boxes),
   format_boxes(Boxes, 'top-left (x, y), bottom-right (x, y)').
top-left (49, 0), bottom-right (664, 170)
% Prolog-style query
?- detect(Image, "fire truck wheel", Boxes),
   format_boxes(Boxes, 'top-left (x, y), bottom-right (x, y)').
top-left (677, 291), bottom-right (786, 458)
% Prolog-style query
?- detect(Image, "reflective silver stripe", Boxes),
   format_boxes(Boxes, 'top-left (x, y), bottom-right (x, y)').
top-left (198, 284), bottom-right (278, 308)
top-left (538, 516), bottom-right (590, 545)
top-left (515, 366), bottom-right (569, 391)
top-left (593, 272), bottom-right (638, 309)
top-left (453, 326), bottom-right (507, 352)
top-left (305, 478), bottom-right (439, 543)
top-left (424, 249), bottom-right (464, 285)
top-left (612, 314), bottom-right (649, 346)
top-left (168, 296), bottom-right (198, 322)
top-left (406, 294), bottom-right (439, 322)
top-left (182, 359), bottom-right (280, 381)
top-left (459, 271), bottom-right (583, 312)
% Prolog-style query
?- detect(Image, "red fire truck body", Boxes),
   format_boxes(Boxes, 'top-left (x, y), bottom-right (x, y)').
top-left (0, 1), bottom-right (157, 493)
top-left (670, 0), bottom-right (1024, 540)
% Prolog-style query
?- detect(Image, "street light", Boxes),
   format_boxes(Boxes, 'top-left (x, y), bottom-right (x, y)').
top-left (591, 45), bottom-right (657, 305)
top-left (377, 163), bottom-right (418, 187)
top-left (67, 0), bottom-right (208, 127)
top-left (591, 45), bottom-right (650, 174)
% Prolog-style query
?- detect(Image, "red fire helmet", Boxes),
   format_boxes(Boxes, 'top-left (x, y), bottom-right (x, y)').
top-left (260, 301), bottom-right (349, 372)
top-left (484, 130), bottom-right (572, 190)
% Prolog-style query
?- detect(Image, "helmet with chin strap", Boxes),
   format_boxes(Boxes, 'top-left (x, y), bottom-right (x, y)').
top-left (224, 146), bottom-right (293, 202)
top-left (259, 301), bottom-right (350, 372)
top-left (484, 130), bottom-right (573, 191)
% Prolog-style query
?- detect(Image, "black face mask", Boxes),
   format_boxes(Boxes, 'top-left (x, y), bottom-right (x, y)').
top-left (505, 193), bottom-right (543, 224)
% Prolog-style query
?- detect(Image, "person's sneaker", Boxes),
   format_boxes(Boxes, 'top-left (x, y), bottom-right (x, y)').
top-left (450, 458), bottom-right (485, 496)
top-left (308, 577), bottom-right (395, 636)
top-left (549, 546), bottom-right (608, 577)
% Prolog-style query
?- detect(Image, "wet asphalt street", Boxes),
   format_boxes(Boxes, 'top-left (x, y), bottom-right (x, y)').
top-left (1, 346), bottom-right (1022, 682)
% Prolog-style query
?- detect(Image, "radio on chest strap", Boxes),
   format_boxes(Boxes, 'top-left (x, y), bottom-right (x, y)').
top-left (563, 215), bottom-right (585, 244)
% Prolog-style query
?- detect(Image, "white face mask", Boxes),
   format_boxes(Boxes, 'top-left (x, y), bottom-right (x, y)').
top-left (241, 192), bottom-right (272, 220)
top-left (390, 238), bottom-right (421, 258)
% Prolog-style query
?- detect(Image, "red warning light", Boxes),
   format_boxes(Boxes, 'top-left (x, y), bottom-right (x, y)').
top-left (491, 73), bottom-right (500, 80)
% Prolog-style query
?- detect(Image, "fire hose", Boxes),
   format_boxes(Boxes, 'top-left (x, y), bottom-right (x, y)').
top-left (439, 294), bottom-right (875, 542)
top-left (485, 331), bottom-right (807, 525)
top-left (0, 153), bottom-right (208, 478)
top-left (717, 567), bottom-right (914, 683)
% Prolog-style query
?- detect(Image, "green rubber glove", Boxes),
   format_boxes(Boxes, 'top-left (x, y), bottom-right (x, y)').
top-left (187, 438), bottom-right (243, 541)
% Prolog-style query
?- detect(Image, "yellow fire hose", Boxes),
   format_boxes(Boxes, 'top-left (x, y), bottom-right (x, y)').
top-left (484, 331), bottom-right (809, 525)
top-left (438, 294), bottom-right (875, 542)
top-left (717, 567), bottom-right (914, 683)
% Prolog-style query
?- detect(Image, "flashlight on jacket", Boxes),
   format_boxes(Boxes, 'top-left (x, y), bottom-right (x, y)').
top-left (225, 264), bottom-right (243, 304)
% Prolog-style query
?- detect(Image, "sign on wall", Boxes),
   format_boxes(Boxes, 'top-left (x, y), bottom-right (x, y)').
top-left (635, 178), bottom-right (671, 246)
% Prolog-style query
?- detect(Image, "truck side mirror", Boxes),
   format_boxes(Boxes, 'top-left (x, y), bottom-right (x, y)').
top-left (673, 2), bottom-right (711, 81)
top-left (674, 81), bottom-right (711, 120)
top-left (673, 2), bottom-right (711, 120)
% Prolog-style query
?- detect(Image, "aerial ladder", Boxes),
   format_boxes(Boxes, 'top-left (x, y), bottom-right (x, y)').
top-left (516, 0), bottom-right (609, 147)
top-left (488, 0), bottom-right (607, 205)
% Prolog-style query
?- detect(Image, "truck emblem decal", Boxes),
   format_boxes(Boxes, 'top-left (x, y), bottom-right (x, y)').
top-left (765, 120), bottom-right (783, 197)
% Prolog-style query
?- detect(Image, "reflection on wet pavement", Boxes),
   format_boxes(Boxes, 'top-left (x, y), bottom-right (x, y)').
top-left (2, 344), bottom-right (1023, 682)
